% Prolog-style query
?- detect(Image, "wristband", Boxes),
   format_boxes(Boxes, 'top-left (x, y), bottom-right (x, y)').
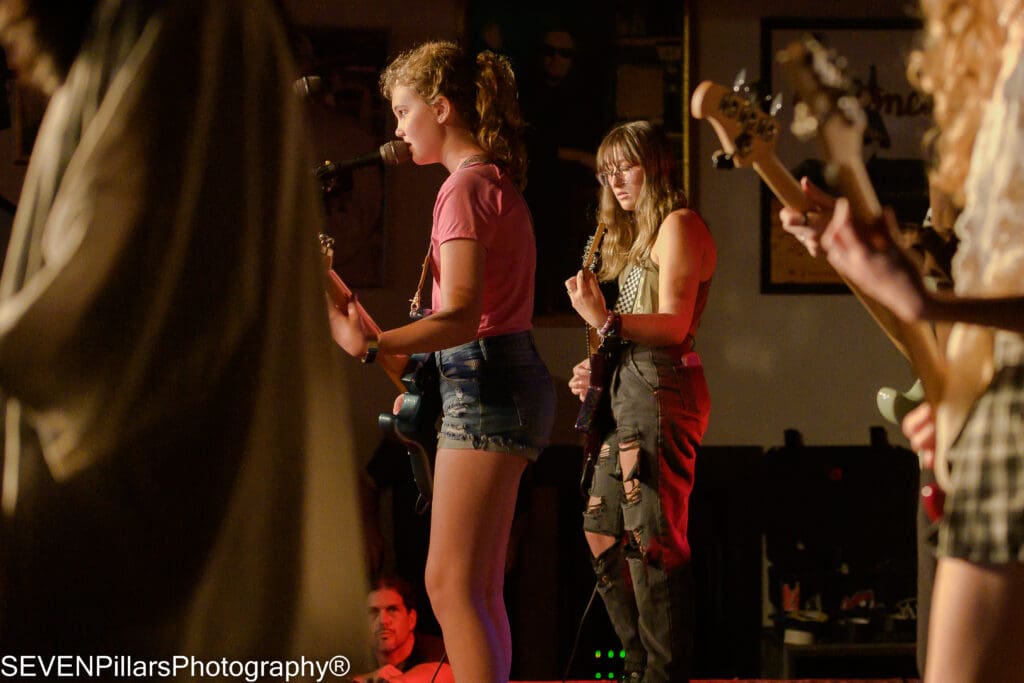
top-left (597, 311), bottom-right (622, 339)
top-left (361, 339), bottom-right (379, 364)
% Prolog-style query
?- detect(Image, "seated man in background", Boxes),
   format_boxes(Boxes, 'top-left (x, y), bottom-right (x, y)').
top-left (355, 576), bottom-right (453, 683)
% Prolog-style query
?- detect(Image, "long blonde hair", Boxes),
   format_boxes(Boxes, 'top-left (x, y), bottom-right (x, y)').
top-left (595, 121), bottom-right (688, 281)
top-left (909, 0), bottom-right (1019, 204)
top-left (380, 40), bottom-right (528, 189)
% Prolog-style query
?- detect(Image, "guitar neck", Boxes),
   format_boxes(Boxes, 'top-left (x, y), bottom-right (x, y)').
top-left (328, 271), bottom-right (409, 392)
top-left (582, 223), bottom-right (608, 356)
top-left (753, 146), bottom-right (946, 393)
top-left (753, 153), bottom-right (812, 212)
top-left (827, 159), bottom-right (945, 403)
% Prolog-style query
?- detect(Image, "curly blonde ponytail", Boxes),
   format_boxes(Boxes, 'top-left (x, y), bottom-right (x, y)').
top-left (380, 41), bottom-right (528, 189)
top-left (474, 50), bottom-right (528, 188)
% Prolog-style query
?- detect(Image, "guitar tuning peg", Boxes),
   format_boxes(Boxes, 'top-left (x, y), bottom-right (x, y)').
top-left (732, 68), bottom-right (747, 91)
top-left (824, 160), bottom-right (840, 188)
top-left (711, 150), bottom-right (735, 169)
top-left (769, 93), bottom-right (783, 116)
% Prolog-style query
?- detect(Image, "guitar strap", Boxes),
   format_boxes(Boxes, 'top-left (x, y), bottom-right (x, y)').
top-left (614, 262), bottom-right (645, 315)
top-left (408, 153), bottom-right (492, 319)
top-left (409, 243), bottom-right (432, 319)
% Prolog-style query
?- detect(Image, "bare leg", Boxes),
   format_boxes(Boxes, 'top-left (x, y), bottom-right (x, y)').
top-left (925, 557), bottom-right (1024, 683)
top-left (425, 447), bottom-right (526, 683)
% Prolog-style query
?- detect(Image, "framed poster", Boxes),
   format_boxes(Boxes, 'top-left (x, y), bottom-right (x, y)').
top-left (759, 17), bottom-right (928, 293)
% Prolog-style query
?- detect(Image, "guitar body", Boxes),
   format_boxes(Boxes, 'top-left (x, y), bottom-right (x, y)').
top-left (573, 224), bottom-right (613, 493)
top-left (323, 233), bottom-right (440, 510)
top-left (377, 353), bottom-right (441, 512)
top-left (575, 343), bottom-right (620, 494)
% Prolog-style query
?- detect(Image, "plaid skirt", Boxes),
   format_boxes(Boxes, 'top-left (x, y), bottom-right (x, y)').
top-left (938, 331), bottom-right (1024, 562)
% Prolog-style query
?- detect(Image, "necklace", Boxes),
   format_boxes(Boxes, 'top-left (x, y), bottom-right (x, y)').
top-left (458, 152), bottom-right (490, 169)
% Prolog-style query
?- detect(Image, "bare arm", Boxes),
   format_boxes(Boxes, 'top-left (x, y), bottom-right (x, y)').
top-left (329, 239), bottom-right (484, 357)
top-left (921, 293), bottom-right (1024, 333)
top-left (566, 210), bottom-right (713, 347)
top-left (822, 198), bottom-right (1024, 334)
top-left (619, 210), bottom-right (713, 346)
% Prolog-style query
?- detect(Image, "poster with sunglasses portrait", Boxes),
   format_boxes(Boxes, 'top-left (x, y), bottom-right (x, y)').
top-left (466, 2), bottom-right (690, 322)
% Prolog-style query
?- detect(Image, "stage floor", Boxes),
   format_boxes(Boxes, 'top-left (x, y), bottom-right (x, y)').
top-left (517, 679), bottom-right (920, 683)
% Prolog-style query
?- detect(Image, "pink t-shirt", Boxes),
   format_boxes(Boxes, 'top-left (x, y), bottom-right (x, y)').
top-left (431, 162), bottom-right (535, 338)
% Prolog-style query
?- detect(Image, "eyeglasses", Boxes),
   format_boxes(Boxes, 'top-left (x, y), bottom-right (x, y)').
top-left (541, 45), bottom-right (575, 59)
top-left (596, 165), bottom-right (637, 187)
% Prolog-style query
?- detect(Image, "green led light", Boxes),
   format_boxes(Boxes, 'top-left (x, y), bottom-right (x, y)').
top-left (608, 673), bottom-right (615, 679)
top-left (607, 650), bottom-right (614, 658)
top-left (594, 650), bottom-right (602, 658)
top-left (595, 674), bottom-right (602, 680)
top-left (620, 650), bottom-right (626, 659)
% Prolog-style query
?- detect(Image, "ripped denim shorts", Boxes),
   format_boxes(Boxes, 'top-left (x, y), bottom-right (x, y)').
top-left (436, 330), bottom-right (555, 460)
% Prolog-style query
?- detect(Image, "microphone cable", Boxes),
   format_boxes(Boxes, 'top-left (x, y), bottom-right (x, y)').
top-left (429, 652), bottom-right (448, 683)
top-left (562, 579), bottom-right (600, 683)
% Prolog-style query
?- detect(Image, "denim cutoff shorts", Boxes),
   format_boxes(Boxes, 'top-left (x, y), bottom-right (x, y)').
top-left (436, 330), bottom-right (555, 460)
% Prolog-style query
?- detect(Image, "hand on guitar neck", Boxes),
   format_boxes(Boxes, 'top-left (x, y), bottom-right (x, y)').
top-left (321, 233), bottom-right (438, 508)
top-left (774, 37), bottom-right (947, 406)
top-left (321, 235), bottom-right (408, 392)
top-left (692, 57), bottom-right (950, 517)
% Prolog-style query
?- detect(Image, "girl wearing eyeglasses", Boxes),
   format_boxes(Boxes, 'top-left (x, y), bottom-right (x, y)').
top-left (566, 120), bottom-right (717, 683)
top-left (327, 41), bottom-right (555, 683)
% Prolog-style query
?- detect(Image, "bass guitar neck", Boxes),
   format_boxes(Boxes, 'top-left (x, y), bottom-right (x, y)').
top-left (691, 78), bottom-right (942, 391)
top-left (321, 235), bottom-right (407, 392)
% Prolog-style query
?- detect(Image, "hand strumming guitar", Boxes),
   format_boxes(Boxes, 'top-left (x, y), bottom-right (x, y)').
top-left (325, 268), bottom-right (376, 359)
top-left (820, 197), bottom-right (931, 325)
top-left (565, 269), bottom-right (608, 329)
top-left (902, 401), bottom-right (936, 471)
top-left (568, 358), bottom-right (591, 402)
top-left (778, 176), bottom-right (837, 258)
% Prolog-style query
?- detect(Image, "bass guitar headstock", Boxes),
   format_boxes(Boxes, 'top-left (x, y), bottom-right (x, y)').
top-left (691, 72), bottom-right (783, 171)
top-left (691, 73), bottom-right (811, 211)
top-left (776, 36), bottom-right (882, 224)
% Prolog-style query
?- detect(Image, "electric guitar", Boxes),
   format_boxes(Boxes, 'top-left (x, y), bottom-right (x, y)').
top-left (574, 223), bottom-right (611, 493)
top-left (691, 77), bottom-right (935, 366)
top-left (322, 234), bottom-right (438, 510)
top-left (691, 57), bottom-right (951, 519)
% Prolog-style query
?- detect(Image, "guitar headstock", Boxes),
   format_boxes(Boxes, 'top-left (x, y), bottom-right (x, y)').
top-left (319, 232), bottom-right (335, 270)
top-left (691, 78), bottom-right (782, 170)
top-left (581, 222), bottom-right (607, 272)
top-left (776, 36), bottom-right (881, 222)
top-left (777, 37), bottom-right (860, 138)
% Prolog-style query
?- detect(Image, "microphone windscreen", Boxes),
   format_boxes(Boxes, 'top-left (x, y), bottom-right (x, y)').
top-left (379, 140), bottom-right (412, 166)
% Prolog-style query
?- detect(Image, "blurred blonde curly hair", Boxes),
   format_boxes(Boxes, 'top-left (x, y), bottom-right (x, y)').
top-left (380, 40), bottom-right (527, 189)
top-left (910, 0), bottom-right (1021, 205)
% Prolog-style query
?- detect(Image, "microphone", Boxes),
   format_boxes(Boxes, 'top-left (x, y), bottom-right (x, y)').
top-left (293, 75), bottom-right (322, 100)
top-left (314, 141), bottom-right (412, 180)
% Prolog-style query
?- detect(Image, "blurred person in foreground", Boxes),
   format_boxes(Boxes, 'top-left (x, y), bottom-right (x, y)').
top-left (782, 2), bottom-right (1024, 680)
top-left (0, 0), bottom-right (370, 668)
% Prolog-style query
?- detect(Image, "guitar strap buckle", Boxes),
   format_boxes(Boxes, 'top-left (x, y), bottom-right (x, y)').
top-left (409, 242), bottom-right (433, 319)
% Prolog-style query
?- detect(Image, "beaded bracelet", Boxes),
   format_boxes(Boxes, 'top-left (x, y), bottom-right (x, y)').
top-left (597, 311), bottom-right (622, 338)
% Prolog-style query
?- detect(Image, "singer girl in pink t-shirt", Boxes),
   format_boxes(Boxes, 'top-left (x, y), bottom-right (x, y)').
top-left (327, 41), bottom-right (555, 683)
